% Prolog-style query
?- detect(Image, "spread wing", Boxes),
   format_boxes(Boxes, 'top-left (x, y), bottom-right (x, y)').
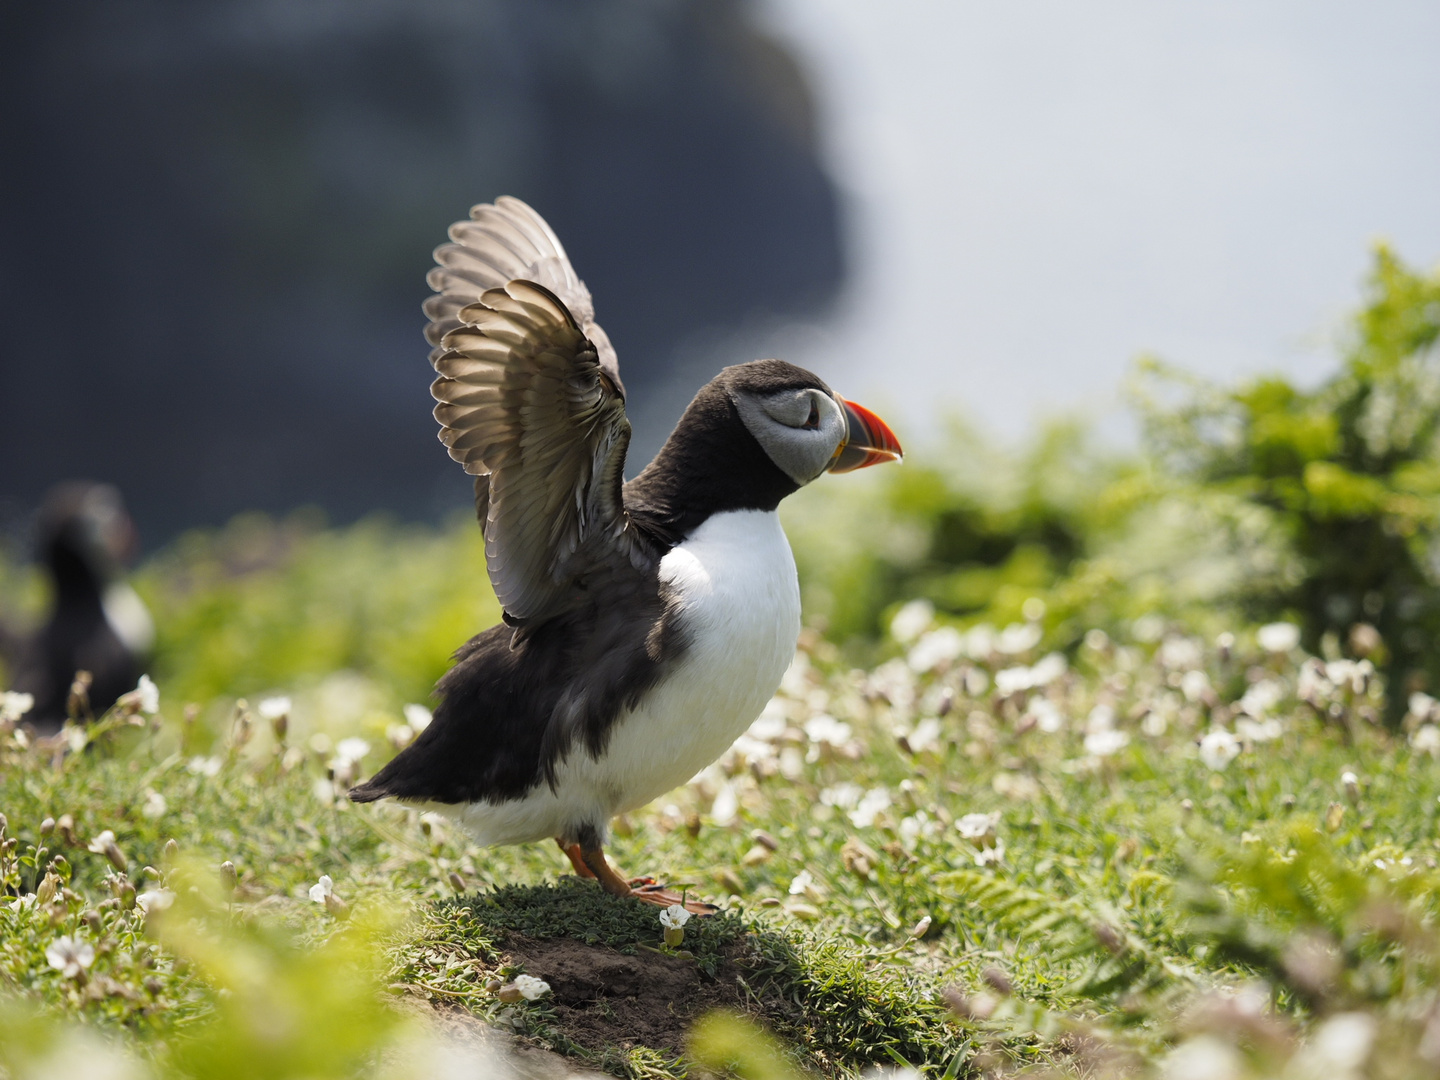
top-left (425, 196), bottom-right (620, 392)
top-left (431, 277), bottom-right (652, 625)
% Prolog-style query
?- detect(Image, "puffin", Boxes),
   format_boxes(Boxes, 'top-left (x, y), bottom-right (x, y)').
top-left (7, 482), bottom-right (154, 734)
top-left (350, 197), bottom-right (901, 910)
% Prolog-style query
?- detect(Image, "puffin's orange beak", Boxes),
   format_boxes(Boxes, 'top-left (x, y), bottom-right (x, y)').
top-left (828, 397), bottom-right (904, 473)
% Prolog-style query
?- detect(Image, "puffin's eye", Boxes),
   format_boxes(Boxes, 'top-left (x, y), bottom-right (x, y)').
top-left (801, 398), bottom-right (820, 430)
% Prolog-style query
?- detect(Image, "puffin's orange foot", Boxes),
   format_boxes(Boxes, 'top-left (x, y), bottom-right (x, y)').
top-left (629, 881), bottom-right (719, 915)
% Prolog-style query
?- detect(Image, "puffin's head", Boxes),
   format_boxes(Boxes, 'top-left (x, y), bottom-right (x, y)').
top-left (723, 360), bottom-right (903, 486)
top-left (36, 482), bottom-right (138, 583)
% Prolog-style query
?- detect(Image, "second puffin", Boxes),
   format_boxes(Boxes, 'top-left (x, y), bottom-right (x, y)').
top-left (350, 197), bottom-right (902, 911)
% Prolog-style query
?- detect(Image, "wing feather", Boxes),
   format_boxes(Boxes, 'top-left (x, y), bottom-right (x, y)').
top-left (430, 275), bottom-right (651, 623)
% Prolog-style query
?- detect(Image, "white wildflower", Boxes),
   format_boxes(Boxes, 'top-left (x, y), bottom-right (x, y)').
top-left (658, 904), bottom-right (691, 930)
top-left (803, 715), bottom-right (851, 746)
top-left (1141, 711), bottom-right (1168, 737)
top-left (1408, 692), bottom-right (1438, 723)
top-left (994, 654), bottom-right (1066, 696)
top-left (962, 624), bottom-right (996, 658)
top-left (1160, 1034), bottom-right (1244, 1080)
top-left (257, 696), bottom-right (291, 721)
top-left (787, 870), bottom-right (814, 896)
top-left (963, 667), bottom-right (990, 696)
top-left (1239, 679), bottom-right (1284, 718)
top-left (1326, 659), bottom-right (1373, 695)
top-left (334, 737), bottom-right (370, 764)
top-left (956, 812), bottom-right (1000, 845)
top-left (1084, 728), bottom-right (1130, 757)
top-left (141, 789), bottom-right (167, 819)
top-left (1159, 636), bottom-right (1204, 671)
top-left (1180, 669), bottom-right (1211, 703)
top-left (46, 936), bottom-right (95, 979)
top-left (186, 755), bottom-right (222, 777)
top-left (1086, 704), bottom-right (1116, 733)
top-left (309, 875), bottom-right (335, 904)
top-left (1198, 729), bottom-right (1241, 771)
top-left (819, 782), bottom-right (863, 809)
top-left (710, 782), bottom-right (738, 825)
top-left (9, 893), bottom-right (36, 913)
top-left (889, 599), bottom-right (934, 643)
top-left (135, 674), bottom-right (159, 715)
top-left (996, 622), bottom-right (1042, 655)
top-left (1411, 725), bottom-right (1440, 756)
top-left (1235, 717), bottom-right (1283, 742)
top-left (1257, 622), bottom-right (1300, 653)
top-left (511, 974), bottom-right (551, 1001)
top-left (901, 717), bottom-right (942, 754)
top-left (849, 788), bottom-right (892, 828)
top-left (0, 691), bottom-right (35, 723)
top-left (974, 839), bottom-right (1006, 866)
top-left (403, 703), bottom-right (433, 732)
top-left (907, 626), bottom-right (964, 672)
top-left (135, 889), bottom-right (175, 915)
top-left (1288, 1011), bottom-right (1375, 1076)
top-left (1027, 697), bottom-right (1064, 733)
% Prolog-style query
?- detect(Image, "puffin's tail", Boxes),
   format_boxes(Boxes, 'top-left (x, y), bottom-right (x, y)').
top-left (347, 776), bottom-right (392, 803)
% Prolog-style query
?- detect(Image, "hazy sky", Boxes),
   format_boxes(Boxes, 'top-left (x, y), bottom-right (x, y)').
top-left (750, 1), bottom-right (1440, 442)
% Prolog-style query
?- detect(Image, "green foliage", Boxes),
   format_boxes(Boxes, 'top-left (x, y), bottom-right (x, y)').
top-left (131, 511), bottom-right (501, 709)
top-left (1133, 246), bottom-right (1440, 719)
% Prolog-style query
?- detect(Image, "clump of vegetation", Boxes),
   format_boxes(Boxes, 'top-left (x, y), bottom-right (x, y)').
top-left (2, 246), bottom-right (1440, 1077)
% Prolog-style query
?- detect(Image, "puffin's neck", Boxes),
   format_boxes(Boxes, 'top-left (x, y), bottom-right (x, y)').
top-left (45, 543), bottom-right (109, 613)
top-left (624, 387), bottom-right (799, 545)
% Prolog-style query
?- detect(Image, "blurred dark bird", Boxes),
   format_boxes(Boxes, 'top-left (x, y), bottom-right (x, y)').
top-left (350, 198), bottom-right (901, 910)
top-left (6, 483), bottom-right (153, 734)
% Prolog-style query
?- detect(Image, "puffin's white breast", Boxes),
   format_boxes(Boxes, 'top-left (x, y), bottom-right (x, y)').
top-left (451, 508), bottom-right (801, 847)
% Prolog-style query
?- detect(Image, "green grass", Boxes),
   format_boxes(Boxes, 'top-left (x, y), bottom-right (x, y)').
top-left (4, 608), bottom-right (1440, 1078)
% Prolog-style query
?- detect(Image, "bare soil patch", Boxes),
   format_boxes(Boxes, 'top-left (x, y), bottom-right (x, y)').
top-left (499, 932), bottom-right (751, 1059)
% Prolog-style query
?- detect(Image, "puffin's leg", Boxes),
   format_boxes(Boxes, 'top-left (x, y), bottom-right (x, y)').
top-left (555, 838), bottom-right (596, 879)
top-left (578, 844), bottom-right (718, 915)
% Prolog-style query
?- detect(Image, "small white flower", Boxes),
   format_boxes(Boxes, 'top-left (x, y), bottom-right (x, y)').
top-left (788, 870), bottom-right (814, 896)
top-left (403, 703), bottom-right (433, 732)
top-left (1180, 669), bottom-right (1211, 703)
top-left (973, 838), bottom-right (1006, 866)
top-left (1257, 622), bottom-right (1300, 653)
top-left (8, 893), bottom-right (36, 913)
top-left (907, 626), bottom-right (964, 672)
top-left (135, 674), bottom-right (160, 715)
top-left (309, 875), bottom-right (335, 904)
top-left (889, 599), bottom-right (934, 643)
top-left (803, 714), bottom-right (852, 747)
top-left (141, 790), bottom-right (167, 819)
top-left (1160, 1034), bottom-right (1244, 1080)
top-left (956, 812), bottom-right (1000, 843)
top-left (257, 696), bottom-right (291, 721)
top-left (901, 717), bottom-right (942, 754)
top-left (710, 782), bottom-right (738, 826)
top-left (658, 904), bottom-right (691, 930)
top-left (1239, 679), bottom-right (1284, 718)
top-left (1235, 717), bottom-right (1282, 743)
top-left (334, 737), bottom-right (370, 764)
top-left (46, 936), bottom-right (95, 978)
top-left (0, 691), bottom-right (35, 723)
top-left (1198, 729), bottom-right (1241, 771)
top-left (819, 782), bottom-right (863, 808)
top-left (1085, 704), bottom-right (1116, 733)
top-left (186, 755), bottom-right (222, 777)
top-left (1027, 697), bottom-right (1064, 733)
top-left (1159, 636), bottom-right (1204, 671)
top-left (135, 889), bottom-right (175, 914)
top-left (511, 974), bottom-right (551, 1001)
top-left (849, 788), bottom-right (892, 828)
top-left (996, 622), bottom-right (1042, 655)
top-left (1084, 728), bottom-right (1130, 757)
top-left (1408, 692), bottom-right (1438, 722)
top-left (1411, 725), bottom-right (1440, 756)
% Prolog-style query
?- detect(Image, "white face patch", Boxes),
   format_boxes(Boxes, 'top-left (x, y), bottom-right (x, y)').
top-left (101, 583), bottom-right (155, 654)
top-left (734, 388), bottom-right (848, 485)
